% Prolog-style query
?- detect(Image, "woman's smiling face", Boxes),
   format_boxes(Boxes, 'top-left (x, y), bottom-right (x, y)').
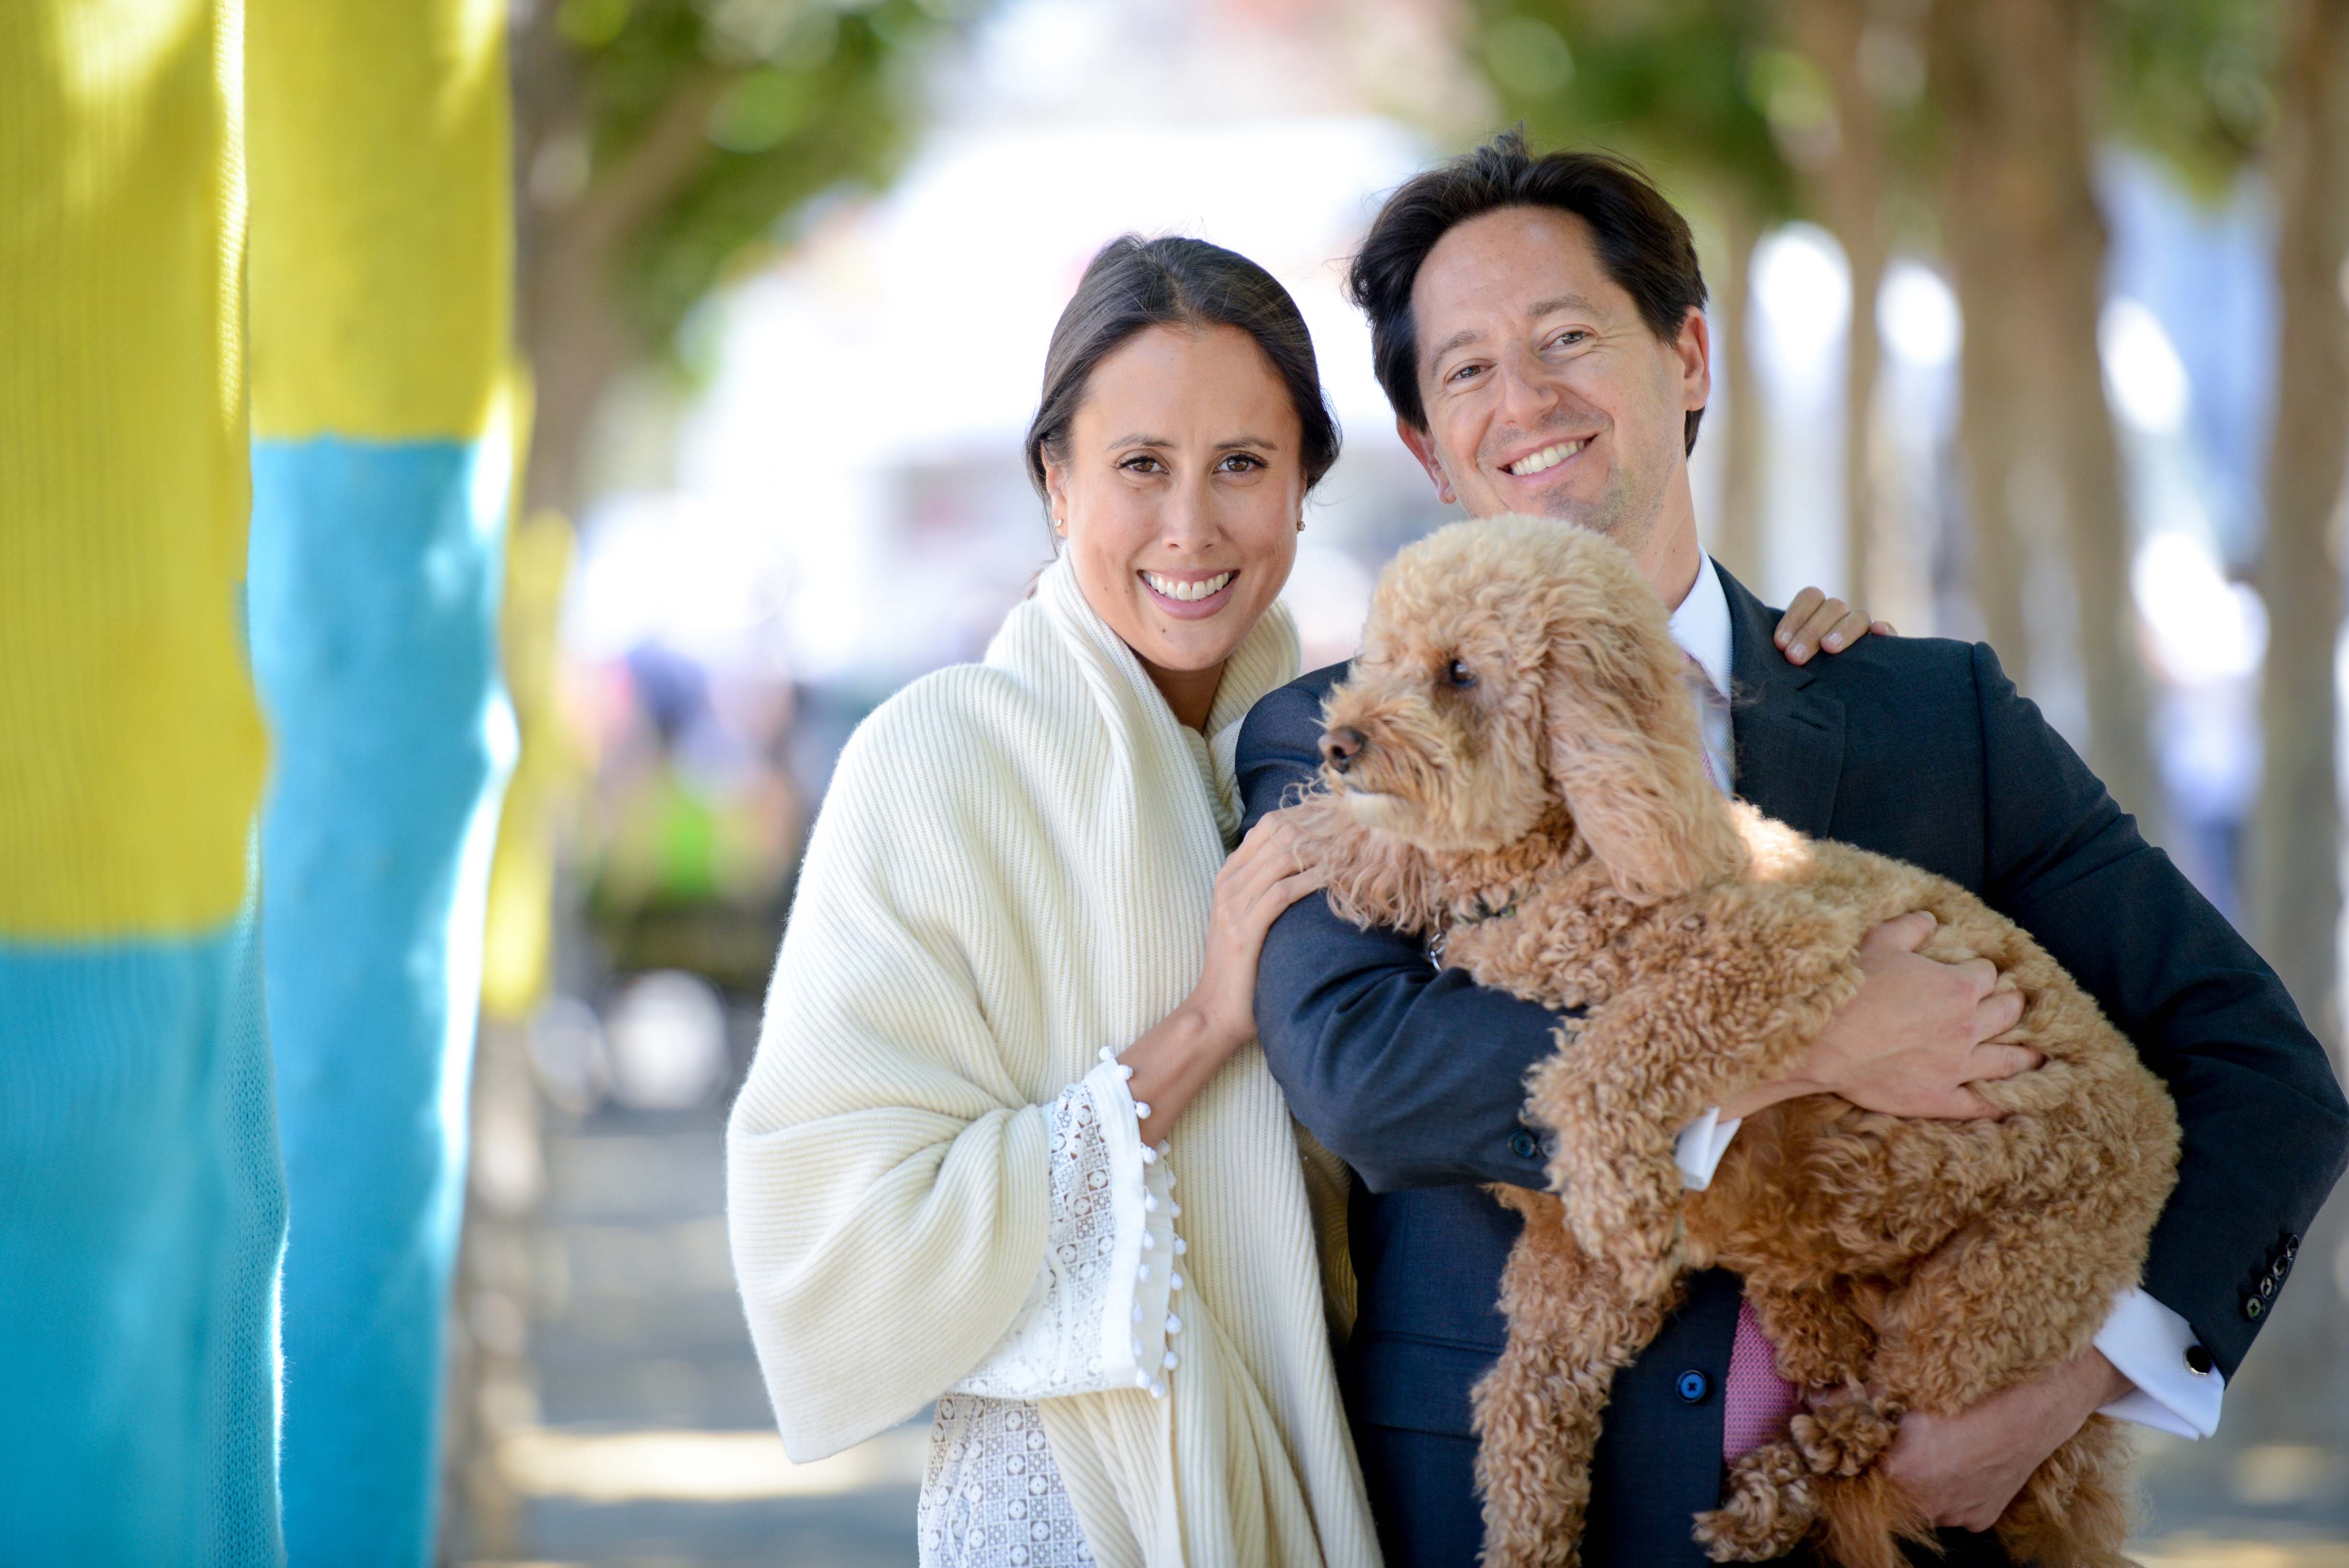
top-left (1045, 322), bottom-right (1305, 726)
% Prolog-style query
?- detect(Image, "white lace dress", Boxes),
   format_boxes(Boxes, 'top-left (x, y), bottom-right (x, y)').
top-left (917, 1056), bottom-right (1186, 1567)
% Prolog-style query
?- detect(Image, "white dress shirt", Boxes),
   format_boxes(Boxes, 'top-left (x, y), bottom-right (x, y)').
top-left (1663, 558), bottom-right (2219, 1438)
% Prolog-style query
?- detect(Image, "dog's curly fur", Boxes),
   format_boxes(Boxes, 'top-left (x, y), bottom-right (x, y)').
top-left (1293, 516), bottom-right (2181, 1568)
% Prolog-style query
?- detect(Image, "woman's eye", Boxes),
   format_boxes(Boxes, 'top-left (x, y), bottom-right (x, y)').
top-left (1120, 455), bottom-right (1163, 473)
top-left (1217, 452), bottom-right (1264, 473)
top-left (1446, 659), bottom-right (1475, 688)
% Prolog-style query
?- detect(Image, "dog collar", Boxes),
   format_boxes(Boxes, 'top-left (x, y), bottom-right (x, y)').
top-left (1428, 894), bottom-right (1518, 966)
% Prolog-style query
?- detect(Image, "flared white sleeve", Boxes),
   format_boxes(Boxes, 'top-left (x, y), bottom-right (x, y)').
top-left (953, 1058), bottom-right (1181, 1401)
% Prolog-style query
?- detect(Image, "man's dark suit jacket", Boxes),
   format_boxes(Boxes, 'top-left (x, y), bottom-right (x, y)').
top-left (1236, 560), bottom-right (2349, 1568)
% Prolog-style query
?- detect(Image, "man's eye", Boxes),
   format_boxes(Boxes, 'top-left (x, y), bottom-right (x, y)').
top-left (1448, 363), bottom-right (1482, 384)
top-left (1549, 330), bottom-right (1587, 349)
top-left (1446, 659), bottom-right (1476, 687)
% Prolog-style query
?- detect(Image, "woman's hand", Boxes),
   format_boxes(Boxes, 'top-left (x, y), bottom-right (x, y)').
top-left (1719, 913), bottom-right (2040, 1122)
top-left (1120, 809), bottom-right (1324, 1143)
top-left (1775, 587), bottom-right (1893, 665)
top-left (1186, 809), bottom-right (1325, 1052)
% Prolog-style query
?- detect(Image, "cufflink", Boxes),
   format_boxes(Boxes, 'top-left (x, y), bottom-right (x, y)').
top-left (2184, 1343), bottom-right (2213, 1376)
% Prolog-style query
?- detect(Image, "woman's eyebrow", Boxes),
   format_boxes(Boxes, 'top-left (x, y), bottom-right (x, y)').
top-left (1106, 433), bottom-right (1172, 449)
top-left (1216, 435), bottom-right (1280, 451)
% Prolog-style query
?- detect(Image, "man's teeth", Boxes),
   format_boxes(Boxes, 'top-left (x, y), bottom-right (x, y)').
top-left (1145, 571), bottom-right (1233, 603)
top-left (1507, 439), bottom-right (1585, 476)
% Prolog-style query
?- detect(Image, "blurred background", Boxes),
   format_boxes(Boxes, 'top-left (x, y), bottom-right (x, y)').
top-left (437, 0), bottom-right (2349, 1564)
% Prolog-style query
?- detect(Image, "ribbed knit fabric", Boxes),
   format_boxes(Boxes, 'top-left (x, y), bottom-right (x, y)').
top-left (0, 0), bottom-right (268, 938)
top-left (730, 558), bottom-right (1380, 1568)
top-left (247, 440), bottom-right (514, 1565)
top-left (242, 2), bottom-right (514, 1558)
top-left (1, 2), bottom-right (287, 1560)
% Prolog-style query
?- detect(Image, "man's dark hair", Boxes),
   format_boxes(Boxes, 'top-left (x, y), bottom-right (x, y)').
top-left (1026, 235), bottom-right (1341, 506)
top-left (1347, 130), bottom-right (1709, 455)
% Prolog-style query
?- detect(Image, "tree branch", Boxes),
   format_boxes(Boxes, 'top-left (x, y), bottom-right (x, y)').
top-left (562, 66), bottom-right (732, 258)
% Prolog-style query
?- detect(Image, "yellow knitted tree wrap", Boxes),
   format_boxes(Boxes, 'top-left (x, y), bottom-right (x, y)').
top-left (0, 0), bottom-right (269, 939)
top-left (245, 0), bottom-right (511, 440)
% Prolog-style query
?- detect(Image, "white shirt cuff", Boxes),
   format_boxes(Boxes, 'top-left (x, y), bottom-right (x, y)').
top-left (1675, 1107), bottom-right (1742, 1191)
top-left (2092, 1287), bottom-right (2222, 1438)
top-left (1669, 1120), bottom-right (2216, 1439)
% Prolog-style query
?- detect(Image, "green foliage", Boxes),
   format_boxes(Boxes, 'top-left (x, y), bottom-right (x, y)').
top-left (1465, 0), bottom-right (2283, 227)
top-left (1467, 0), bottom-right (1798, 221)
top-left (2101, 0), bottom-right (2279, 199)
top-left (557, 0), bottom-right (971, 345)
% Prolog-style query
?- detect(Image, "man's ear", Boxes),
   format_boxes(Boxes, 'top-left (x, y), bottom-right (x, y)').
top-left (1396, 416), bottom-right (1457, 506)
top-left (1674, 306), bottom-right (1711, 419)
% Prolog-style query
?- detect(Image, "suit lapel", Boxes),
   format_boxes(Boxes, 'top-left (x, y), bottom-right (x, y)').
top-left (1721, 564), bottom-right (1847, 838)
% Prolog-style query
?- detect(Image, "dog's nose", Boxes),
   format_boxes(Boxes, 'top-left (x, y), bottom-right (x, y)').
top-left (1319, 726), bottom-right (1367, 772)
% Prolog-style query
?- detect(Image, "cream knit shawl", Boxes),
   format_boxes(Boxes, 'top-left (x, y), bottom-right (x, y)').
top-left (728, 557), bottom-right (1378, 1568)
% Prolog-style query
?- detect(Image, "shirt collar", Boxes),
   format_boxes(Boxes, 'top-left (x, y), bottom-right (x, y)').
top-left (1667, 555), bottom-right (1734, 702)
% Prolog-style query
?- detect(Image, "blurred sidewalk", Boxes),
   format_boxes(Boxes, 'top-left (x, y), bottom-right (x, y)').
top-left (456, 1028), bottom-right (2348, 1568)
top-left (463, 1084), bottom-right (921, 1568)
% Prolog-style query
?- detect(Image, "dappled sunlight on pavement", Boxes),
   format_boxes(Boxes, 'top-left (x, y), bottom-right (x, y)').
top-left (464, 1087), bottom-right (919, 1567)
top-left (496, 1424), bottom-right (926, 1506)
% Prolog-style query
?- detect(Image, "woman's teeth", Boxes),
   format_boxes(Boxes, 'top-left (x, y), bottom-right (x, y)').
top-left (1145, 571), bottom-right (1233, 603)
top-left (1507, 439), bottom-right (1585, 477)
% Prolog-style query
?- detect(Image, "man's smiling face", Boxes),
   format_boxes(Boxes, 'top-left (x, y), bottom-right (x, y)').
top-left (1398, 204), bottom-right (1709, 561)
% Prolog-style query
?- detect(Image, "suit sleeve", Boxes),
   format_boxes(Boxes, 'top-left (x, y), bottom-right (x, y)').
top-left (1973, 641), bottom-right (2349, 1378)
top-left (1238, 677), bottom-right (1567, 1192)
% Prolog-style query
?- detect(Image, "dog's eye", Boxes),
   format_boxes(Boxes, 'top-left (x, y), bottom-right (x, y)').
top-left (1446, 659), bottom-right (1476, 688)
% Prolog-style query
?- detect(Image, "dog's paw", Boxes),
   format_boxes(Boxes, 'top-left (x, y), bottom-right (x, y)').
top-left (1695, 1442), bottom-right (1816, 1562)
top-left (1790, 1400), bottom-right (1900, 1479)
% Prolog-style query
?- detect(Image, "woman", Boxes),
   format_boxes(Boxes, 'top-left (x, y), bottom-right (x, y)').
top-left (726, 235), bottom-right (1875, 1568)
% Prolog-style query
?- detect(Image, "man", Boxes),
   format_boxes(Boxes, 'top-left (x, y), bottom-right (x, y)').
top-left (1238, 131), bottom-right (2349, 1567)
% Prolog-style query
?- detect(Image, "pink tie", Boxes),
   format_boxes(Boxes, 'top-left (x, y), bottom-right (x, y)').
top-left (1682, 652), bottom-right (1726, 794)
top-left (1683, 655), bottom-right (1804, 1457)
top-left (1722, 1298), bottom-right (1804, 1457)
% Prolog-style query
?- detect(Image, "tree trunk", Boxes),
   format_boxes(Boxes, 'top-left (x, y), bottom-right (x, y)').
top-left (512, 6), bottom-right (621, 523)
top-left (1791, 0), bottom-right (1889, 610)
top-left (1925, 0), bottom-right (2161, 828)
top-left (1928, 0), bottom-right (2030, 665)
top-left (2256, 0), bottom-right (2349, 1050)
top-left (1712, 196), bottom-right (1767, 588)
top-left (2041, 0), bottom-right (2159, 831)
top-left (509, 10), bottom-right (725, 522)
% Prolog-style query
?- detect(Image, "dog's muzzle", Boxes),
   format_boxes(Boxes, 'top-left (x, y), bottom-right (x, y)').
top-left (1319, 725), bottom-right (1367, 773)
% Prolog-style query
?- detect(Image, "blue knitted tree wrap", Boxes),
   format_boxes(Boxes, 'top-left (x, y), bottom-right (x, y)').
top-left (0, 903), bottom-right (288, 1566)
top-left (249, 436), bottom-right (515, 1566)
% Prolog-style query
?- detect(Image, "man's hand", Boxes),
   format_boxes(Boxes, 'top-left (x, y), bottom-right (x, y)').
top-left (1725, 912), bottom-right (2039, 1121)
top-left (1874, 1346), bottom-right (2136, 1531)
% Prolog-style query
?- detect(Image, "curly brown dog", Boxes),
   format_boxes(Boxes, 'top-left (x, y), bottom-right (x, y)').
top-left (1291, 515), bottom-right (2181, 1568)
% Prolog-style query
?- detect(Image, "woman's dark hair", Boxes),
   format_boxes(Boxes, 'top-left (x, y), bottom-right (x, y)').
top-left (1347, 130), bottom-right (1710, 454)
top-left (1024, 236), bottom-right (1341, 505)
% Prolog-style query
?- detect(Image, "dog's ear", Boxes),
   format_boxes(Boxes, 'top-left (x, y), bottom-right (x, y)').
top-left (1539, 572), bottom-right (1744, 903)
